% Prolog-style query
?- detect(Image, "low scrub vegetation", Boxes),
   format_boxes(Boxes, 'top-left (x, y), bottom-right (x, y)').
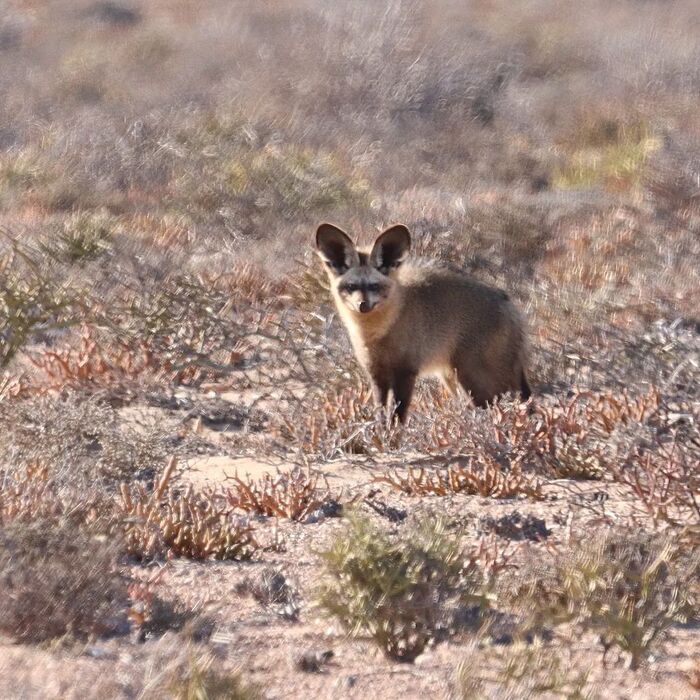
top-left (0, 521), bottom-right (128, 643)
top-left (167, 656), bottom-right (263, 700)
top-left (455, 642), bottom-right (593, 699)
top-left (226, 467), bottom-right (335, 521)
top-left (375, 462), bottom-right (543, 500)
top-left (117, 464), bottom-right (260, 562)
top-left (511, 529), bottom-right (699, 670)
top-left (317, 514), bottom-right (494, 662)
top-left (1, 0), bottom-right (699, 696)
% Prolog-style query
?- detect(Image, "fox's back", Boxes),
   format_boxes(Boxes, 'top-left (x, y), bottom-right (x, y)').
top-left (370, 263), bottom-right (520, 372)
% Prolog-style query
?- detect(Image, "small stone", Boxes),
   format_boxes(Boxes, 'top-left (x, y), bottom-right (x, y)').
top-left (85, 646), bottom-right (111, 659)
top-left (294, 648), bottom-right (334, 673)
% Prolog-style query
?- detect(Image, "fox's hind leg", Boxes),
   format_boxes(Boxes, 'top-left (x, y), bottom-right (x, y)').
top-left (520, 368), bottom-right (532, 401)
top-left (453, 361), bottom-right (497, 408)
top-left (441, 368), bottom-right (459, 398)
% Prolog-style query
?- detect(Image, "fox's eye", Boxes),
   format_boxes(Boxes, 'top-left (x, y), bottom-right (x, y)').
top-left (342, 284), bottom-right (359, 294)
top-left (366, 284), bottom-right (381, 293)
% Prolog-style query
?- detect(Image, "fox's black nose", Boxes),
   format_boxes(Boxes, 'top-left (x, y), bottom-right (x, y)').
top-left (359, 300), bottom-right (371, 313)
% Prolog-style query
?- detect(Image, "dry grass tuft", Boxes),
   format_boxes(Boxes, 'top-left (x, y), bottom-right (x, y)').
top-left (117, 460), bottom-right (259, 561)
top-left (226, 467), bottom-right (335, 521)
top-left (163, 654), bottom-right (264, 700)
top-left (511, 528), bottom-right (699, 670)
top-left (375, 462), bottom-right (543, 500)
top-left (455, 641), bottom-right (592, 699)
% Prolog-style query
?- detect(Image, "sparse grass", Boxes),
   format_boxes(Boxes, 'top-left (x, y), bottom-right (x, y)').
top-left (316, 514), bottom-right (492, 662)
top-left (555, 120), bottom-right (660, 192)
top-left (223, 144), bottom-right (369, 217)
top-left (512, 529), bottom-right (700, 670)
top-left (165, 655), bottom-right (264, 700)
top-left (455, 641), bottom-right (593, 699)
top-left (47, 211), bottom-right (116, 263)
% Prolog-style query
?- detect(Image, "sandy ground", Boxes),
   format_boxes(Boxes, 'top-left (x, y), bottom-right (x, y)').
top-left (0, 393), bottom-right (698, 700)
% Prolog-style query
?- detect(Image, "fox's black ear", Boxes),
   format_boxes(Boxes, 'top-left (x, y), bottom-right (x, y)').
top-left (370, 225), bottom-right (411, 273)
top-left (316, 224), bottom-right (358, 274)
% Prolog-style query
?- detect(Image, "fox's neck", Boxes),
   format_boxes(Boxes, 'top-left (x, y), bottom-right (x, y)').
top-left (335, 295), bottom-right (401, 349)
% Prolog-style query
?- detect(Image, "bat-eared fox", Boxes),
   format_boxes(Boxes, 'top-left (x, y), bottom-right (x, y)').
top-left (315, 223), bottom-right (531, 423)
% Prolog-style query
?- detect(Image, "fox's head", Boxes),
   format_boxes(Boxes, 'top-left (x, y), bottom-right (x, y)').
top-left (315, 223), bottom-right (411, 315)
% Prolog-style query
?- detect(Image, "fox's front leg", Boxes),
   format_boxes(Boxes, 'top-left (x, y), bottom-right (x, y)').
top-left (371, 373), bottom-right (391, 411)
top-left (371, 372), bottom-right (401, 449)
top-left (370, 368), bottom-right (416, 426)
top-left (391, 369), bottom-right (417, 424)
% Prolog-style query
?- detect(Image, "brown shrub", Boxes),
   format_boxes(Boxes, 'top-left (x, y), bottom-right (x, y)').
top-left (117, 465), bottom-right (260, 562)
top-left (375, 462), bottom-right (543, 500)
top-left (0, 520), bottom-right (129, 643)
top-left (226, 467), bottom-right (335, 521)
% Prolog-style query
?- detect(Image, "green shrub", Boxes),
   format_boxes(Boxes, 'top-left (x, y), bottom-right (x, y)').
top-left (515, 529), bottom-right (699, 670)
top-left (554, 121), bottom-right (659, 191)
top-left (0, 249), bottom-right (77, 367)
top-left (317, 514), bottom-right (490, 662)
top-left (51, 211), bottom-right (115, 263)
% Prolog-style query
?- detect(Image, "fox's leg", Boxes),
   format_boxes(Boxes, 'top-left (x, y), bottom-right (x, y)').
top-left (372, 378), bottom-right (390, 409)
top-left (392, 369), bottom-right (417, 423)
top-left (370, 368), bottom-right (391, 416)
top-left (441, 368), bottom-right (459, 398)
top-left (519, 367), bottom-right (532, 401)
top-left (454, 362), bottom-right (495, 409)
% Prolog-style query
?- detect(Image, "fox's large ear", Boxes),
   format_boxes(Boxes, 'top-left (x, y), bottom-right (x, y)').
top-left (370, 225), bottom-right (411, 273)
top-left (316, 224), bottom-right (358, 274)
